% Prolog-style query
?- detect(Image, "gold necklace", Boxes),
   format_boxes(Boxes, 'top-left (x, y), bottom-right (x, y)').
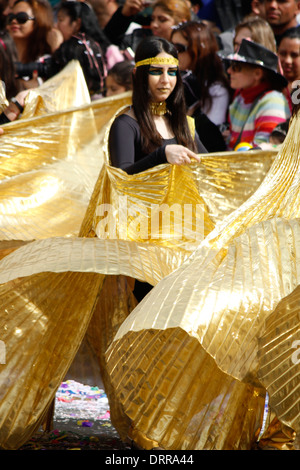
top-left (149, 101), bottom-right (167, 116)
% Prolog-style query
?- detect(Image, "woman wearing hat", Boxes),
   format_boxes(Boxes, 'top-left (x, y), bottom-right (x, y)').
top-left (225, 38), bottom-right (291, 150)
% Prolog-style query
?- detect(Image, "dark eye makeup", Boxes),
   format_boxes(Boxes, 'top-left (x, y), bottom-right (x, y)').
top-left (148, 67), bottom-right (178, 76)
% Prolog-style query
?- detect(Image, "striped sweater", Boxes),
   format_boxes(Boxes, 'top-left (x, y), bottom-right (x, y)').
top-left (228, 89), bottom-right (291, 150)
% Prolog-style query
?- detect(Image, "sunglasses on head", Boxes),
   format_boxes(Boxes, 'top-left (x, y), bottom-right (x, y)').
top-left (7, 12), bottom-right (35, 25)
top-left (172, 43), bottom-right (188, 54)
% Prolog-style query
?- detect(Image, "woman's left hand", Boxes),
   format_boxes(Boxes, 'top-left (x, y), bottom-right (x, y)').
top-left (165, 144), bottom-right (201, 166)
top-left (14, 89), bottom-right (31, 107)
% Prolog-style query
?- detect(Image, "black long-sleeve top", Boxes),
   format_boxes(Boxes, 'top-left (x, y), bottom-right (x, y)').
top-left (109, 114), bottom-right (207, 175)
top-left (103, 7), bottom-right (134, 46)
top-left (0, 113), bottom-right (10, 125)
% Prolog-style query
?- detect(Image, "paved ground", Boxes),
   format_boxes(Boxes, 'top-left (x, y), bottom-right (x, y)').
top-left (19, 379), bottom-right (130, 451)
top-left (17, 340), bottom-right (131, 451)
top-left (13, 341), bottom-right (300, 452)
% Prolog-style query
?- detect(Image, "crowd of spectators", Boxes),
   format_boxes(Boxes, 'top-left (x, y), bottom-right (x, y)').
top-left (0, 0), bottom-right (299, 149)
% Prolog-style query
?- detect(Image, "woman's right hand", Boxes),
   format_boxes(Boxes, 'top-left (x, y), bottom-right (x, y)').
top-left (165, 144), bottom-right (201, 166)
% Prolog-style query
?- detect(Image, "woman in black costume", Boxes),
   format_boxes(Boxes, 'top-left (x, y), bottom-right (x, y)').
top-left (109, 36), bottom-right (206, 175)
top-left (109, 36), bottom-right (207, 299)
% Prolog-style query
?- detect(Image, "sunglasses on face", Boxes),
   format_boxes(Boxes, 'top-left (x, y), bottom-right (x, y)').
top-left (172, 43), bottom-right (188, 54)
top-left (7, 12), bottom-right (35, 25)
top-left (229, 62), bottom-right (244, 72)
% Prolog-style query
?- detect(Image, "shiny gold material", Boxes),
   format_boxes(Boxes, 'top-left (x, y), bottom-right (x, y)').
top-left (0, 59), bottom-right (299, 450)
top-left (149, 100), bottom-right (167, 115)
top-left (0, 61), bottom-right (131, 241)
top-left (0, 83), bottom-right (8, 113)
top-left (135, 57), bottom-right (179, 67)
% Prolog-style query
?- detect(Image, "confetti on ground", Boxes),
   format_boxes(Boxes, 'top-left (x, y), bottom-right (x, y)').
top-left (18, 380), bottom-right (130, 450)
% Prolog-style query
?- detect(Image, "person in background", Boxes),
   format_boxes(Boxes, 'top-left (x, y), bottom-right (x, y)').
top-left (269, 118), bottom-right (290, 144)
top-left (187, 0), bottom-right (203, 19)
top-left (6, 0), bottom-right (63, 88)
top-left (0, 28), bottom-right (29, 125)
top-left (121, 0), bottom-right (191, 52)
top-left (171, 21), bottom-right (231, 127)
top-left (232, 15), bottom-right (293, 112)
top-left (105, 60), bottom-right (134, 96)
top-left (56, 0), bottom-right (110, 52)
top-left (49, 1), bottom-right (109, 97)
top-left (251, 0), bottom-right (266, 17)
top-left (216, 0), bottom-right (267, 56)
top-left (0, 29), bottom-right (22, 99)
top-left (263, 0), bottom-right (300, 45)
top-left (89, 0), bottom-right (148, 48)
top-left (78, 0), bottom-right (144, 67)
top-left (233, 14), bottom-right (277, 52)
top-left (7, 0), bottom-right (62, 59)
top-left (214, 0), bottom-right (253, 32)
top-left (278, 27), bottom-right (300, 94)
top-left (150, 0), bottom-right (191, 41)
top-left (225, 38), bottom-right (290, 150)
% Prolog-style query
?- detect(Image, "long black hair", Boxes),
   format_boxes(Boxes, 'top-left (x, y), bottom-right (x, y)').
top-left (132, 36), bottom-right (197, 153)
top-left (0, 30), bottom-right (22, 99)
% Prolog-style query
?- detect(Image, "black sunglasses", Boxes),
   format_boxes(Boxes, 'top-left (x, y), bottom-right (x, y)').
top-left (7, 12), bottom-right (35, 25)
top-left (229, 62), bottom-right (243, 72)
top-left (172, 43), bottom-right (188, 54)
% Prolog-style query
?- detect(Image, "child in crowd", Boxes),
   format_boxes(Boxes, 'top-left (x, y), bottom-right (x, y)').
top-left (225, 39), bottom-right (291, 150)
top-left (105, 60), bottom-right (134, 96)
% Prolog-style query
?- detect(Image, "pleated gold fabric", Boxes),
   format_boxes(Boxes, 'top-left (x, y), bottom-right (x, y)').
top-left (0, 60), bottom-right (299, 449)
top-left (0, 61), bottom-right (131, 241)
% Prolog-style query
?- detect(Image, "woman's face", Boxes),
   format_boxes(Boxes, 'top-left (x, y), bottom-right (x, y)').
top-left (56, 9), bottom-right (80, 41)
top-left (227, 62), bottom-right (262, 90)
top-left (278, 36), bottom-right (300, 84)
top-left (106, 75), bottom-right (126, 96)
top-left (147, 52), bottom-right (178, 103)
top-left (7, 1), bottom-right (35, 40)
top-left (233, 26), bottom-right (252, 52)
top-left (150, 7), bottom-right (176, 41)
top-left (171, 31), bottom-right (191, 71)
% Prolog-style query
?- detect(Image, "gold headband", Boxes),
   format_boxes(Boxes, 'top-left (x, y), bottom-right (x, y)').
top-left (135, 57), bottom-right (179, 67)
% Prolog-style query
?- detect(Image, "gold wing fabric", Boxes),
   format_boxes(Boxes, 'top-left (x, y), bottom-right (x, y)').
top-left (0, 60), bottom-right (298, 450)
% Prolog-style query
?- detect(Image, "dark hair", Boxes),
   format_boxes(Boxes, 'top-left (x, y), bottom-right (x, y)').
top-left (13, 0), bottom-right (54, 62)
top-left (279, 25), bottom-right (300, 44)
top-left (58, 1), bottom-right (110, 53)
top-left (132, 36), bottom-right (196, 153)
top-left (51, 33), bottom-right (107, 94)
top-left (171, 21), bottom-right (231, 112)
top-left (107, 60), bottom-right (134, 90)
top-left (0, 30), bottom-right (22, 99)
